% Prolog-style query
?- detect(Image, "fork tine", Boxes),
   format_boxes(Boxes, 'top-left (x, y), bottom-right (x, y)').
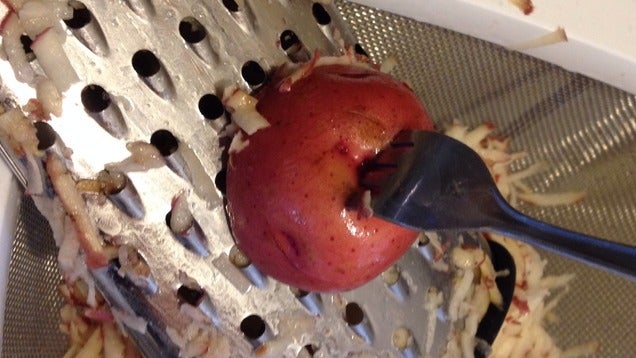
top-left (359, 130), bottom-right (415, 191)
top-left (369, 162), bottom-right (399, 169)
top-left (389, 129), bottom-right (416, 148)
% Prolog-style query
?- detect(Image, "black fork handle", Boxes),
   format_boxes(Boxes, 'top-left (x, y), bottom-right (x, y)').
top-left (490, 193), bottom-right (636, 281)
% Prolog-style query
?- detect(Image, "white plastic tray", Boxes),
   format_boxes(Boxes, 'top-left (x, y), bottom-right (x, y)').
top-left (0, 158), bottom-right (19, 347)
top-left (353, 0), bottom-right (636, 96)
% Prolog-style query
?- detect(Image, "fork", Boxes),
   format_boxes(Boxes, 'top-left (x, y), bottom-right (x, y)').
top-left (362, 130), bottom-right (636, 281)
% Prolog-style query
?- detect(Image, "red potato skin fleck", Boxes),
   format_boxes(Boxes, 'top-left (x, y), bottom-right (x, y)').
top-left (32, 26), bottom-right (52, 44)
top-left (226, 64), bottom-right (434, 292)
top-left (510, 0), bottom-right (534, 15)
top-left (524, 4), bottom-right (534, 15)
top-left (512, 296), bottom-right (530, 315)
top-left (0, 1), bottom-right (14, 13)
top-left (0, 10), bottom-right (15, 33)
top-left (25, 98), bottom-right (48, 120)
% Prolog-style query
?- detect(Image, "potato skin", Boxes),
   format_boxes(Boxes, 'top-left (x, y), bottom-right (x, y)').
top-left (226, 64), bottom-right (433, 292)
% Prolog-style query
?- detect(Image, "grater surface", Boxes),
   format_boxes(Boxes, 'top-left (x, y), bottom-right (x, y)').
top-left (3, 0), bottom-right (636, 357)
top-left (1, 1), bottom-right (460, 357)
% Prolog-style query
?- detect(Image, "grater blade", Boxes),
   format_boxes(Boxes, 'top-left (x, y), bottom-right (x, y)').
top-left (0, 1), bottom-right (473, 357)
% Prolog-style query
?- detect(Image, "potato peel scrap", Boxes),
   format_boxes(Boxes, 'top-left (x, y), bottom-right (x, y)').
top-left (509, 27), bottom-right (568, 51)
top-left (222, 87), bottom-right (270, 136)
top-left (509, 0), bottom-right (534, 15)
top-left (46, 154), bottom-right (109, 268)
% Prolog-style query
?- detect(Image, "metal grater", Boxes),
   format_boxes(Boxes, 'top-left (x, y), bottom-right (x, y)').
top-left (0, 1), bottom-right (475, 357)
top-left (5, 0), bottom-right (636, 357)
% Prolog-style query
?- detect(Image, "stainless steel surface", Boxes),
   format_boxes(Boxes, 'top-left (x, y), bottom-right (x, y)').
top-left (1, 1), bottom-right (456, 357)
top-left (2, 0), bottom-right (636, 357)
top-left (368, 130), bottom-right (636, 280)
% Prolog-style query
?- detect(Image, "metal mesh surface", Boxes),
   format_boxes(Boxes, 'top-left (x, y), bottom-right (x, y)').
top-left (338, 2), bottom-right (636, 355)
top-left (2, 1), bottom-right (636, 356)
top-left (2, 197), bottom-right (66, 357)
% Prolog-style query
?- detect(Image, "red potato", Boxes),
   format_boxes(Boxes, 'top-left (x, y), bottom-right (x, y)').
top-left (226, 64), bottom-right (434, 292)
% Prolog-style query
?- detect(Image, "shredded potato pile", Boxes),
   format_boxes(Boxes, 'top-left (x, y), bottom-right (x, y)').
top-left (444, 123), bottom-right (598, 358)
top-left (58, 281), bottom-right (142, 358)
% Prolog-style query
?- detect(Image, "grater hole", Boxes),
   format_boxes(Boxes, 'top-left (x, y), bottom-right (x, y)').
top-left (132, 50), bottom-right (174, 98)
top-left (114, 245), bottom-right (158, 295)
top-left (280, 30), bottom-right (300, 51)
top-left (354, 43), bottom-right (369, 58)
top-left (150, 129), bottom-right (178, 156)
top-left (20, 34), bottom-right (34, 61)
top-left (418, 233), bottom-right (430, 246)
top-left (381, 265), bottom-right (401, 285)
top-left (229, 245), bottom-right (251, 269)
top-left (241, 61), bottom-right (266, 87)
top-left (101, 170), bottom-right (145, 219)
top-left (100, 170), bottom-right (127, 195)
top-left (344, 302), bottom-right (364, 325)
top-left (311, 3), bottom-right (331, 25)
top-left (392, 327), bottom-right (411, 349)
top-left (214, 169), bottom-right (226, 195)
top-left (179, 17), bottom-right (217, 63)
top-left (64, 1), bottom-right (91, 29)
top-left (222, 0), bottom-right (240, 12)
top-left (132, 50), bottom-right (161, 77)
top-left (382, 264), bottom-right (410, 301)
top-left (81, 84), bottom-right (111, 112)
top-left (291, 287), bottom-right (323, 315)
top-left (179, 17), bottom-right (206, 44)
top-left (177, 285), bottom-right (204, 306)
top-left (280, 30), bottom-right (310, 63)
top-left (298, 344), bottom-right (319, 357)
top-left (64, 1), bottom-right (109, 56)
top-left (177, 276), bottom-right (221, 325)
top-left (344, 302), bottom-right (374, 343)
top-left (416, 233), bottom-right (436, 262)
top-left (229, 245), bottom-right (268, 288)
top-left (240, 314), bottom-right (266, 340)
top-left (198, 94), bottom-right (225, 120)
top-left (150, 131), bottom-right (192, 182)
top-left (81, 84), bottom-right (127, 137)
top-left (392, 327), bottom-right (418, 355)
top-left (291, 288), bottom-right (310, 298)
top-left (165, 210), bottom-right (210, 257)
top-left (34, 121), bottom-right (56, 151)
